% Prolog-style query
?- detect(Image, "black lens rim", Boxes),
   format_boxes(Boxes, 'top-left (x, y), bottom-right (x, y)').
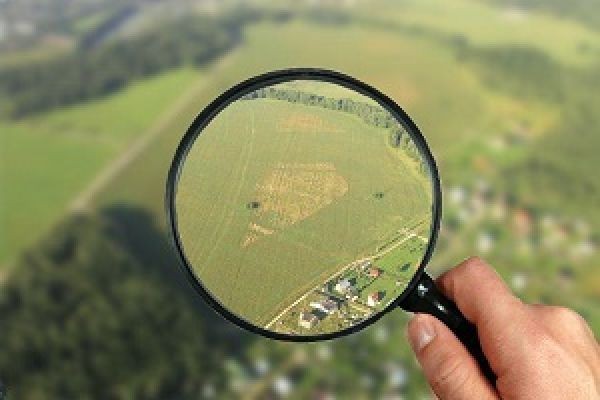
top-left (165, 68), bottom-right (442, 342)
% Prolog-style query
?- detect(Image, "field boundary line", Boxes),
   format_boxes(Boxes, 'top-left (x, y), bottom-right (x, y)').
top-left (0, 55), bottom-right (236, 276)
top-left (70, 55), bottom-right (235, 211)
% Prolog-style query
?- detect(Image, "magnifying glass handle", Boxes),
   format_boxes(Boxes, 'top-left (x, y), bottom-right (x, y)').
top-left (400, 272), bottom-right (496, 383)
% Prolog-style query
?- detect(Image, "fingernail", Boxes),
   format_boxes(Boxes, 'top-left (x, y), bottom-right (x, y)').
top-left (409, 314), bottom-right (436, 352)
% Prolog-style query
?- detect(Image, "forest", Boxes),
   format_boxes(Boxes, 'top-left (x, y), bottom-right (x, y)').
top-left (0, 208), bottom-right (252, 398)
top-left (0, 10), bottom-right (262, 118)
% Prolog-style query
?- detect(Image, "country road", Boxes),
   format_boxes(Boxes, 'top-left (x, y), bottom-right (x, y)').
top-left (0, 55), bottom-right (236, 278)
top-left (263, 228), bottom-right (427, 330)
top-left (70, 55), bottom-right (235, 211)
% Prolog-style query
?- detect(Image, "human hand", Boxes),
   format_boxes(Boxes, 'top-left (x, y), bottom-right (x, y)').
top-left (407, 257), bottom-right (599, 399)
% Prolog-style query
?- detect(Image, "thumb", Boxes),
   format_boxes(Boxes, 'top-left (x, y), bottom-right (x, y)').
top-left (407, 314), bottom-right (498, 400)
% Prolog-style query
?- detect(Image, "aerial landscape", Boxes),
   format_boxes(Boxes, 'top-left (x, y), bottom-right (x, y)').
top-left (175, 81), bottom-right (433, 334)
top-left (1, 0), bottom-right (599, 397)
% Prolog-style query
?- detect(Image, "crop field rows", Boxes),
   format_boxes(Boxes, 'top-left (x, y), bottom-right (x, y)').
top-left (3, 0), bottom-right (600, 397)
top-left (175, 93), bottom-right (431, 329)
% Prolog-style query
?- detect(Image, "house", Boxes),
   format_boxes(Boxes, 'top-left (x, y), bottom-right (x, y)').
top-left (334, 279), bottom-right (352, 294)
top-left (310, 299), bottom-right (338, 315)
top-left (511, 272), bottom-right (528, 292)
top-left (368, 267), bottom-right (381, 278)
top-left (298, 311), bottom-right (318, 329)
top-left (367, 292), bottom-right (381, 307)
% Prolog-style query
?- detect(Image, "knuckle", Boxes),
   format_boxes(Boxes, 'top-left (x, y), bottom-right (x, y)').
top-left (466, 255), bottom-right (485, 265)
top-left (548, 306), bottom-right (587, 326)
top-left (461, 256), bottom-right (487, 272)
top-left (524, 325), bottom-right (560, 354)
top-left (453, 256), bottom-right (489, 281)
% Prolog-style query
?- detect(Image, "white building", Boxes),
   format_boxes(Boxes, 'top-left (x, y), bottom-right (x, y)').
top-left (335, 279), bottom-right (352, 294)
top-left (367, 292), bottom-right (381, 307)
top-left (310, 299), bottom-right (338, 315)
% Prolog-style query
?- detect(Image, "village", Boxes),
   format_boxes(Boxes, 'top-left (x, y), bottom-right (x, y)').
top-left (272, 233), bottom-right (428, 335)
top-left (440, 176), bottom-right (597, 293)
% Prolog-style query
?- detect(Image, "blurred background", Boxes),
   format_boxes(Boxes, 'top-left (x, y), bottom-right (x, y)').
top-left (1, 0), bottom-right (599, 398)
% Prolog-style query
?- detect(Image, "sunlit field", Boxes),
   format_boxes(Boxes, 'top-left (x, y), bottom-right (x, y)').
top-left (1, 0), bottom-right (599, 397)
top-left (175, 93), bottom-right (431, 326)
top-left (0, 67), bottom-right (201, 263)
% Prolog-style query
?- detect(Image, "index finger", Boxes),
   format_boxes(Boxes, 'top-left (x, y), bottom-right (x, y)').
top-left (435, 257), bottom-right (527, 341)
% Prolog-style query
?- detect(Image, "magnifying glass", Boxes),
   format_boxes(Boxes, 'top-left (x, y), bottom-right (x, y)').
top-left (166, 68), bottom-right (494, 381)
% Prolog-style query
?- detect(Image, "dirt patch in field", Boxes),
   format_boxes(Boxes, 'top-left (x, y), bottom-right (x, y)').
top-left (242, 223), bottom-right (275, 247)
top-left (277, 112), bottom-right (343, 133)
top-left (242, 162), bottom-right (348, 247)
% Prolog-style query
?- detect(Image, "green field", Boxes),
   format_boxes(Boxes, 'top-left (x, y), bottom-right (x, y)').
top-left (368, 0), bottom-right (600, 67)
top-left (174, 90), bottom-right (432, 327)
top-left (376, 236), bottom-right (427, 272)
top-left (2, 0), bottom-right (599, 397)
top-left (92, 16), bottom-right (564, 326)
top-left (93, 16), bottom-right (510, 212)
top-left (0, 67), bottom-right (202, 263)
top-left (91, 14), bottom-right (599, 331)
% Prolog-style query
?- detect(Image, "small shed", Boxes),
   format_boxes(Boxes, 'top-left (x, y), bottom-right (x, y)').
top-left (310, 299), bottom-right (338, 315)
top-left (367, 292), bottom-right (381, 307)
top-left (368, 267), bottom-right (381, 278)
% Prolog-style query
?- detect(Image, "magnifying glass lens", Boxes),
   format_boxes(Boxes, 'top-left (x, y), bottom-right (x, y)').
top-left (173, 78), bottom-right (435, 336)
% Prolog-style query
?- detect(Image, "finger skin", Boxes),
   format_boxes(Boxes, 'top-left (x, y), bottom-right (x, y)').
top-left (408, 313), bottom-right (499, 400)
top-left (433, 258), bottom-right (600, 399)
top-left (527, 305), bottom-right (600, 382)
top-left (435, 257), bottom-right (524, 328)
top-left (435, 257), bottom-right (533, 374)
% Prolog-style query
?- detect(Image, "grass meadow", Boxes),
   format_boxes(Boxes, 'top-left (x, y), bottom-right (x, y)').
top-left (0, 67), bottom-right (201, 263)
top-left (175, 97), bottom-right (431, 325)
top-left (2, 0), bottom-right (600, 397)
top-left (92, 16), bottom-right (564, 324)
top-left (86, 3), bottom-right (599, 333)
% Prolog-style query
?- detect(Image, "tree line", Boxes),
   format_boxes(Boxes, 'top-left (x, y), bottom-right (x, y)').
top-left (241, 86), bottom-right (428, 172)
top-left (0, 10), bottom-right (266, 118)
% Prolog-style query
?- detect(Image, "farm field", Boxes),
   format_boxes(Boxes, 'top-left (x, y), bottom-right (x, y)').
top-left (376, 235), bottom-right (427, 272)
top-left (174, 89), bottom-right (432, 328)
top-left (92, 15), bottom-right (568, 328)
top-left (93, 17), bottom-right (509, 212)
top-left (274, 81), bottom-right (380, 106)
top-left (2, 0), bottom-right (600, 397)
top-left (91, 11), bottom-right (600, 330)
top-left (366, 0), bottom-right (600, 67)
top-left (0, 67), bottom-right (202, 263)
